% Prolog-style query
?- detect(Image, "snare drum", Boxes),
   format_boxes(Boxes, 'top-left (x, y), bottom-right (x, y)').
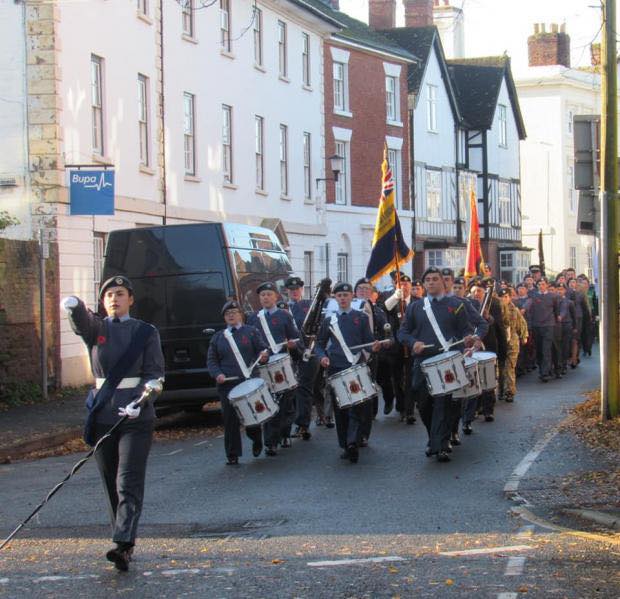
top-left (420, 350), bottom-right (468, 396)
top-left (258, 353), bottom-right (298, 394)
top-left (327, 364), bottom-right (377, 409)
top-left (472, 351), bottom-right (497, 391)
top-left (228, 378), bottom-right (279, 426)
top-left (453, 356), bottom-right (482, 399)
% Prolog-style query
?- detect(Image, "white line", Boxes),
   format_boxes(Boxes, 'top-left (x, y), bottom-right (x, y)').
top-left (497, 593), bottom-right (518, 599)
top-left (504, 556), bottom-right (526, 576)
top-left (160, 568), bottom-right (201, 576)
top-left (504, 428), bottom-right (560, 493)
top-left (34, 575), bottom-right (99, 583)
top-left (216, 434), bottom-right (224, 439)
top-left (439, 545), bottom-right (533, 557)
top-left (193, 440), bottom-right (209, 446)
top-left (0, 578), bottom-right (8, 584)
top-left (307, 556), bottom-right (405, 567)
top-left (164, 449), bottom-right (183, 456)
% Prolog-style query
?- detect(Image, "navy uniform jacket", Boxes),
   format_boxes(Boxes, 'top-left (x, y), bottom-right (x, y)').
top-left (68, 299), bottom-right (164, 425)
top-left (558, 297), bottom-right (577, 329)
top-left (207, 324), bottom-right (268, 380)
top-left (397, 296), bottom-right (473, 360)
top-left (247, 307), bottom-right (303, 354)
top-left (568, 289), bottom-right (590, 321)
top-left (315, 309), bottom-right (374, 373)
top-left (288, 299), bottom-right (311, 331)
top-left (528, 292), bottom-right (559, 327)
top-left (448, 294), bottom-right (489, 339)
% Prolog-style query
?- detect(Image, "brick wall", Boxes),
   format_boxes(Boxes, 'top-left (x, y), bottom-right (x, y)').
top-left (0, 239), bottom-right (60, 399)
top-left (527, 27), bottom-right (571, 68)
top-left (324, 42), bottom-right (410, 211)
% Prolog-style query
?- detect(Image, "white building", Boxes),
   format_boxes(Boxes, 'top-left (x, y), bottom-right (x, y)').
top-left (516, 25), bottom-right (601, 278)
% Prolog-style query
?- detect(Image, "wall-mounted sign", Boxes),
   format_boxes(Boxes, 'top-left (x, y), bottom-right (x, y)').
top-left (69, 169), bottom-right (115, 215)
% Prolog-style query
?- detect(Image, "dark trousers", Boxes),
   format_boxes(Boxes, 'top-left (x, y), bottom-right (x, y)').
top-left (481, 389), bottom-right (496, 416)
top-left (218, 384), bottom-right (262, 458)
top-left (533, 325), bottom-right (554, 378)
top-left (294, 357), bottom-right (318, 428)
top-left (449, 398), bottom-right (463, 435)
top-left (561, 324), bottom-right (572, 367)
top-left (391, 351), bottom-right (414, 416)
top-left (375, 355), bottom-right (395, 411)
top-left (416, 386), bottom-right (451, 454)
top-left (327, 372), bottom-right (366, 448)
top-left (93, 419), bottom-right (154, 546)
top-left (264, 390), bottom-right (295, 446)
top-left (463, 395), bottom-right (478, 426)
top-left (552, 324), bottom-right (563, 374)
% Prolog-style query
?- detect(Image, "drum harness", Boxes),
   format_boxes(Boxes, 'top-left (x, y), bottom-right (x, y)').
top-left (223, 328), bottom-right (253, 379)
top-left (422, 297), bottom-right (451, 352)
top-left (328, 314), bottom-right (361, 365)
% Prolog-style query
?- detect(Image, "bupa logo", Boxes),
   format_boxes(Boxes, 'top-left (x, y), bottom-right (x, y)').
top-left (71, 172), bottom-right (113, 191)
top-left (69, 169), bottom-right (115, 216)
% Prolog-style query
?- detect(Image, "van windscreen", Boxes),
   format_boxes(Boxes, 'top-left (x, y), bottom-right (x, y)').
top-left (105, 225), bottom-right (227, 277)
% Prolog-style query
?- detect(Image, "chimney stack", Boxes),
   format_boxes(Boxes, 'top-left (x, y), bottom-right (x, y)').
top-left (368, 0), bottom-right (396, 29)
top-left (403, 0), bottom-right (434, 28)
top-left (527, 23), bottom-right (571, 68)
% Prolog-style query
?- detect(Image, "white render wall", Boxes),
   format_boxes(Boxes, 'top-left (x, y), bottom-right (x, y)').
top-left (487, 79), bottom-right (520, 180)
top-left (0, 0), bottom-right (32, 240)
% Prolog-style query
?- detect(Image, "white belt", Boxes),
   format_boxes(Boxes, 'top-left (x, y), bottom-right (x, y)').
top-left (95, 377), bottom-right (141, 390)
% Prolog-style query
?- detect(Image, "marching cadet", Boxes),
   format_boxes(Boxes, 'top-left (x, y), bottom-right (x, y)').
top-left (284, 276), bottom-right (314, 441)
top-left (207, 300), bottom-right (270, 465)
top-left (411, 278), bottom-right (424, 300)
top-left (315, 282), bottom-right (381, 463)
top-left (247, 282), bottom-right (303, 454)
top-left (528, 277), bottom-right (560, 382)
top-left (556, 283), bottom-right (577, 375)
top-left (498, 288), bottom-right (528, 402)
top-left (61, 276), bottom-right (165, 571)
top-left (383, 272), bottom-right (416, 422)
top-left (441, 268), bottom-right (488, 444)
top-left (398, 268), bottom-right (478, 462)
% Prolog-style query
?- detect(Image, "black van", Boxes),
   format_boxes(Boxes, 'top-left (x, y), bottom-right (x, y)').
top-left (102, 222), bottom-right (293, 412)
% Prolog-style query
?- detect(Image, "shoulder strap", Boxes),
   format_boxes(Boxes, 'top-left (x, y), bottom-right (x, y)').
top-left (223, 328), bottom-right (252, 378)
top-left (328, 314), bottom-right (360, 365)
top-left (257, 310), bottom-right (281, 353)
top-left (422, 297), bottom-right (450, 352)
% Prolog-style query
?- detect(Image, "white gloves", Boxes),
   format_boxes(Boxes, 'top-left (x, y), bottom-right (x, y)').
top-left (384, 288), bottom-right (403, 311)
top-left (60, 296), bottom-right (78, 312)
top-left (118, 402), bottom-right (141, 419)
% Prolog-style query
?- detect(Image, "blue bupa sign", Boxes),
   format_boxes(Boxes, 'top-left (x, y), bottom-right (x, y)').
top-left (69, 170), bottom-right (115, 215)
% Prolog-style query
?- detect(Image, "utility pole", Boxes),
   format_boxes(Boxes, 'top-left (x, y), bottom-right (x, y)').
top-left (600, 0), bottom-right (619, 420)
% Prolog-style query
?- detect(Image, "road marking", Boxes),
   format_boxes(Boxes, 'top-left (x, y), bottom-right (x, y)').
top-left (439, 545), bottom-right (533, 557)
top-left (504, 427), bottom-right (560, 493)
top-left (193, 440), bottom-right (209, 446)
top-left (164, 449), bottom-right (183, 456)
top-left (504, 556), bottom-right (526, 576)
top-left (307, 556), bottom-right (405, 567)
top-left (0, 579), bottom-right (8, 584)
top-left (160, 568), bottom-right (202, 576)
top-left (33, 575), bottom-right (99, 582)
top-left (497, 593), bottom-right (518, 599)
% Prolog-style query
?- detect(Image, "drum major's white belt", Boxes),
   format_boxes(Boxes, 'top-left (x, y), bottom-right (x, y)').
top-left (95, 377), bottom-right (141, 390)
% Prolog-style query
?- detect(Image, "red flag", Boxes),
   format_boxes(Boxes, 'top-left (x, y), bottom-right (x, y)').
top-left (464, 187), bottom-right (486, 280)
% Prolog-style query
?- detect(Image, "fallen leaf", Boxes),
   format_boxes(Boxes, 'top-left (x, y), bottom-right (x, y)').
top-left (271, 559), bottom-right (284, 564)
top-left (388, 566), bottom-right (399, 574)
top-left (445, 579), bottom-right (454, 586)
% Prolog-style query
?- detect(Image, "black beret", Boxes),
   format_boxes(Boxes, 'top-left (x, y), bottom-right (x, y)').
top-left (412, 278), bottom-right (423, 286)
top-left (256, 282), bottom-right (277, 294)
top-left (284, 276), bottom-right (304, 289)
top-left (354, 277), bottom-right (372, 290)
top-left (399, 274), bottom-right (412, 283)
top-left (221, 300), bottom-right (241, 316)
top-left (529, 265), bottom-right (541, 273)
top-left (421, 267), bottom-right (442, 281)
top-left (276, 300), bottom-right (288, 310)
top-left (497, 289), bottom-right (510, 297)
top-left (333, 282), bottom-right (353, 293)
top-left (468, 279), bottom-right (484, 290)
top-left (481, 277), bottom-right (495, 288)
top-left (389, 270), bottom-right (405, 280)
top-left (440, 267), bottom-right (455, 278)
top-left (99, 275), bottom-right (133, 300)
top-left (454, 277), bottom-right (465, 285)
top-left (516, 283), bottom-right (526, 289)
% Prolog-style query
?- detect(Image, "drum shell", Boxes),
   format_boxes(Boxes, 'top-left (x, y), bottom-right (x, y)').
top-left (453, 357), bottom-right (482, 399)
top-left (327, 364), bottom-right (377, 409)
top-left (258, 353), bottom-right (298, 394)
top-left (228, 378), bottom-right (279, 426)
top-left (472, 351), bottom-right (497, 391)
top-left (420, 350), bottom-right (468, 396)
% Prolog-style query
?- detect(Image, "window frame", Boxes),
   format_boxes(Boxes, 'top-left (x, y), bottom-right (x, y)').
top-left (91, 54), bottom-right (105, 156)
top-left (385, 75), bottom-right (398, 122)
top-left (93, 232), bottom-right (106, 305)
top-left (569, 246), bottom-right (577, 271)
top-left (303, 251), bottom-right (313, 299)
top-left (253, 7), bottom-right (262, 66)
top-left (137, 0), bottom-right (148, 15)
top-left (425, 169), bottom-right (442, 219)
top-left (303, 131), bottom-right (311, 200)
top-left (222, 104), bottom-right (233, 183)
top-left (334, 140), bottom-right (349, 205)
top-left (498, 104), bottom-right (508, 147)
top-left (498, 180), bottom-right (511, 226)
top-left (255, 115), bottom-right (264, 191)
top-left (333, 61), bottom-right (348, 112)
top-left (336, 252), bottom-right (349, 284)
top-left (387, 147), bottom-right (401, 211)
top-left (182, 0), bottom-right (194, 37)
top-left (278, 20), bottom-right (287, 78)
top-left (183, 92), bottom-right (196, 176)
top-left (426, 83), bottom-right (437, 133)
top-left (279, 124), bottom-right (288, 197)
top-left (137, 74), bottom-right (150, 167)
top-left (220, 0), bottom-right (231, 52)
top-left (302, 32), bottom-right (311, 87)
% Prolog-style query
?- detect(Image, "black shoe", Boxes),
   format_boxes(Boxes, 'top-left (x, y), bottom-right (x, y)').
top-left (226, 455), bottom-right (239, 466)
top-left (325, 419), bottom-right (335, 429)
top-left (463, 423), bottom-right (473, 435)
top-left (315, 417), bottom-right (324, 426)
top-left (450, 433), bottom-right (461, 446)
top-left (252, 439), bottom-right (263, 457)
top-left (383, 399), bottom-right (394, 415)
top-left (281, 437), bottom-right (292, 448)
top-left (445, 443), bottom-right (453, 453)
top-left (484, 414), bottom-right (495, 422)
top-left (340, 450), bottom-right (348, 459)
top-left (265, 445), bottom-right (277, 456)
top-left (505, 395), bottom-right (514, 403)
top-left (555, 372), bottom-right (563, 379)
top-left (106, 544), bottom-right (132, 571)
top-left (406, 415), bottom-right (416, 425)
top-left (359, 437), bottom-right (368, 448)
top-left (437, 451), bottom-right (451, 463)
top-left (300, 427), bottom-right (312, 441)
top-left (425, 446), bottom-right (434, 457)
top-left (539, 376), bottom-right (549, 383)
top-left (346, 444), bottom-right (359, 463)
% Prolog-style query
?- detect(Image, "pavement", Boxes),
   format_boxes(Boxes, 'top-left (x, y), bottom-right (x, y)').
top-left (0, 348), bottom-right (619, 598)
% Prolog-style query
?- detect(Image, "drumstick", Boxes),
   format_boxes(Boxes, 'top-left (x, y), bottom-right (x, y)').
top-left (274, 337), bottom-right (301, 351)
top-left (222, 376), bottom-right (240, 382)
top-left (348, 339), bottom-right (392, 351)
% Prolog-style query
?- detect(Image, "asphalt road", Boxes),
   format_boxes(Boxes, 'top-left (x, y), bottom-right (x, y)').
top-left (1, 352), bottom-right (618, 598)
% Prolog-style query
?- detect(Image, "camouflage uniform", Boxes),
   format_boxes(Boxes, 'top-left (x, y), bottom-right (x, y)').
top-left (499, 300), bottom-right (529, 400)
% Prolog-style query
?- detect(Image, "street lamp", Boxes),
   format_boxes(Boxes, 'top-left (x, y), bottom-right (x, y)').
top-left (315, 154), bottom-right (344, 188)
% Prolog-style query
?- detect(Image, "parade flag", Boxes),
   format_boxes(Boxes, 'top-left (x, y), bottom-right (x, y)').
top-left (365, 147), bottom-right (414, 282)
top-left (464, 187), bottom-right (486, 280)
top-left (538, 228), bottom-right (546, 276)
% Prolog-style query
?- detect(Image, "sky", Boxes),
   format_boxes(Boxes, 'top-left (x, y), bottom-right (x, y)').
top-left (338, 0), bottom-right (610, 75)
